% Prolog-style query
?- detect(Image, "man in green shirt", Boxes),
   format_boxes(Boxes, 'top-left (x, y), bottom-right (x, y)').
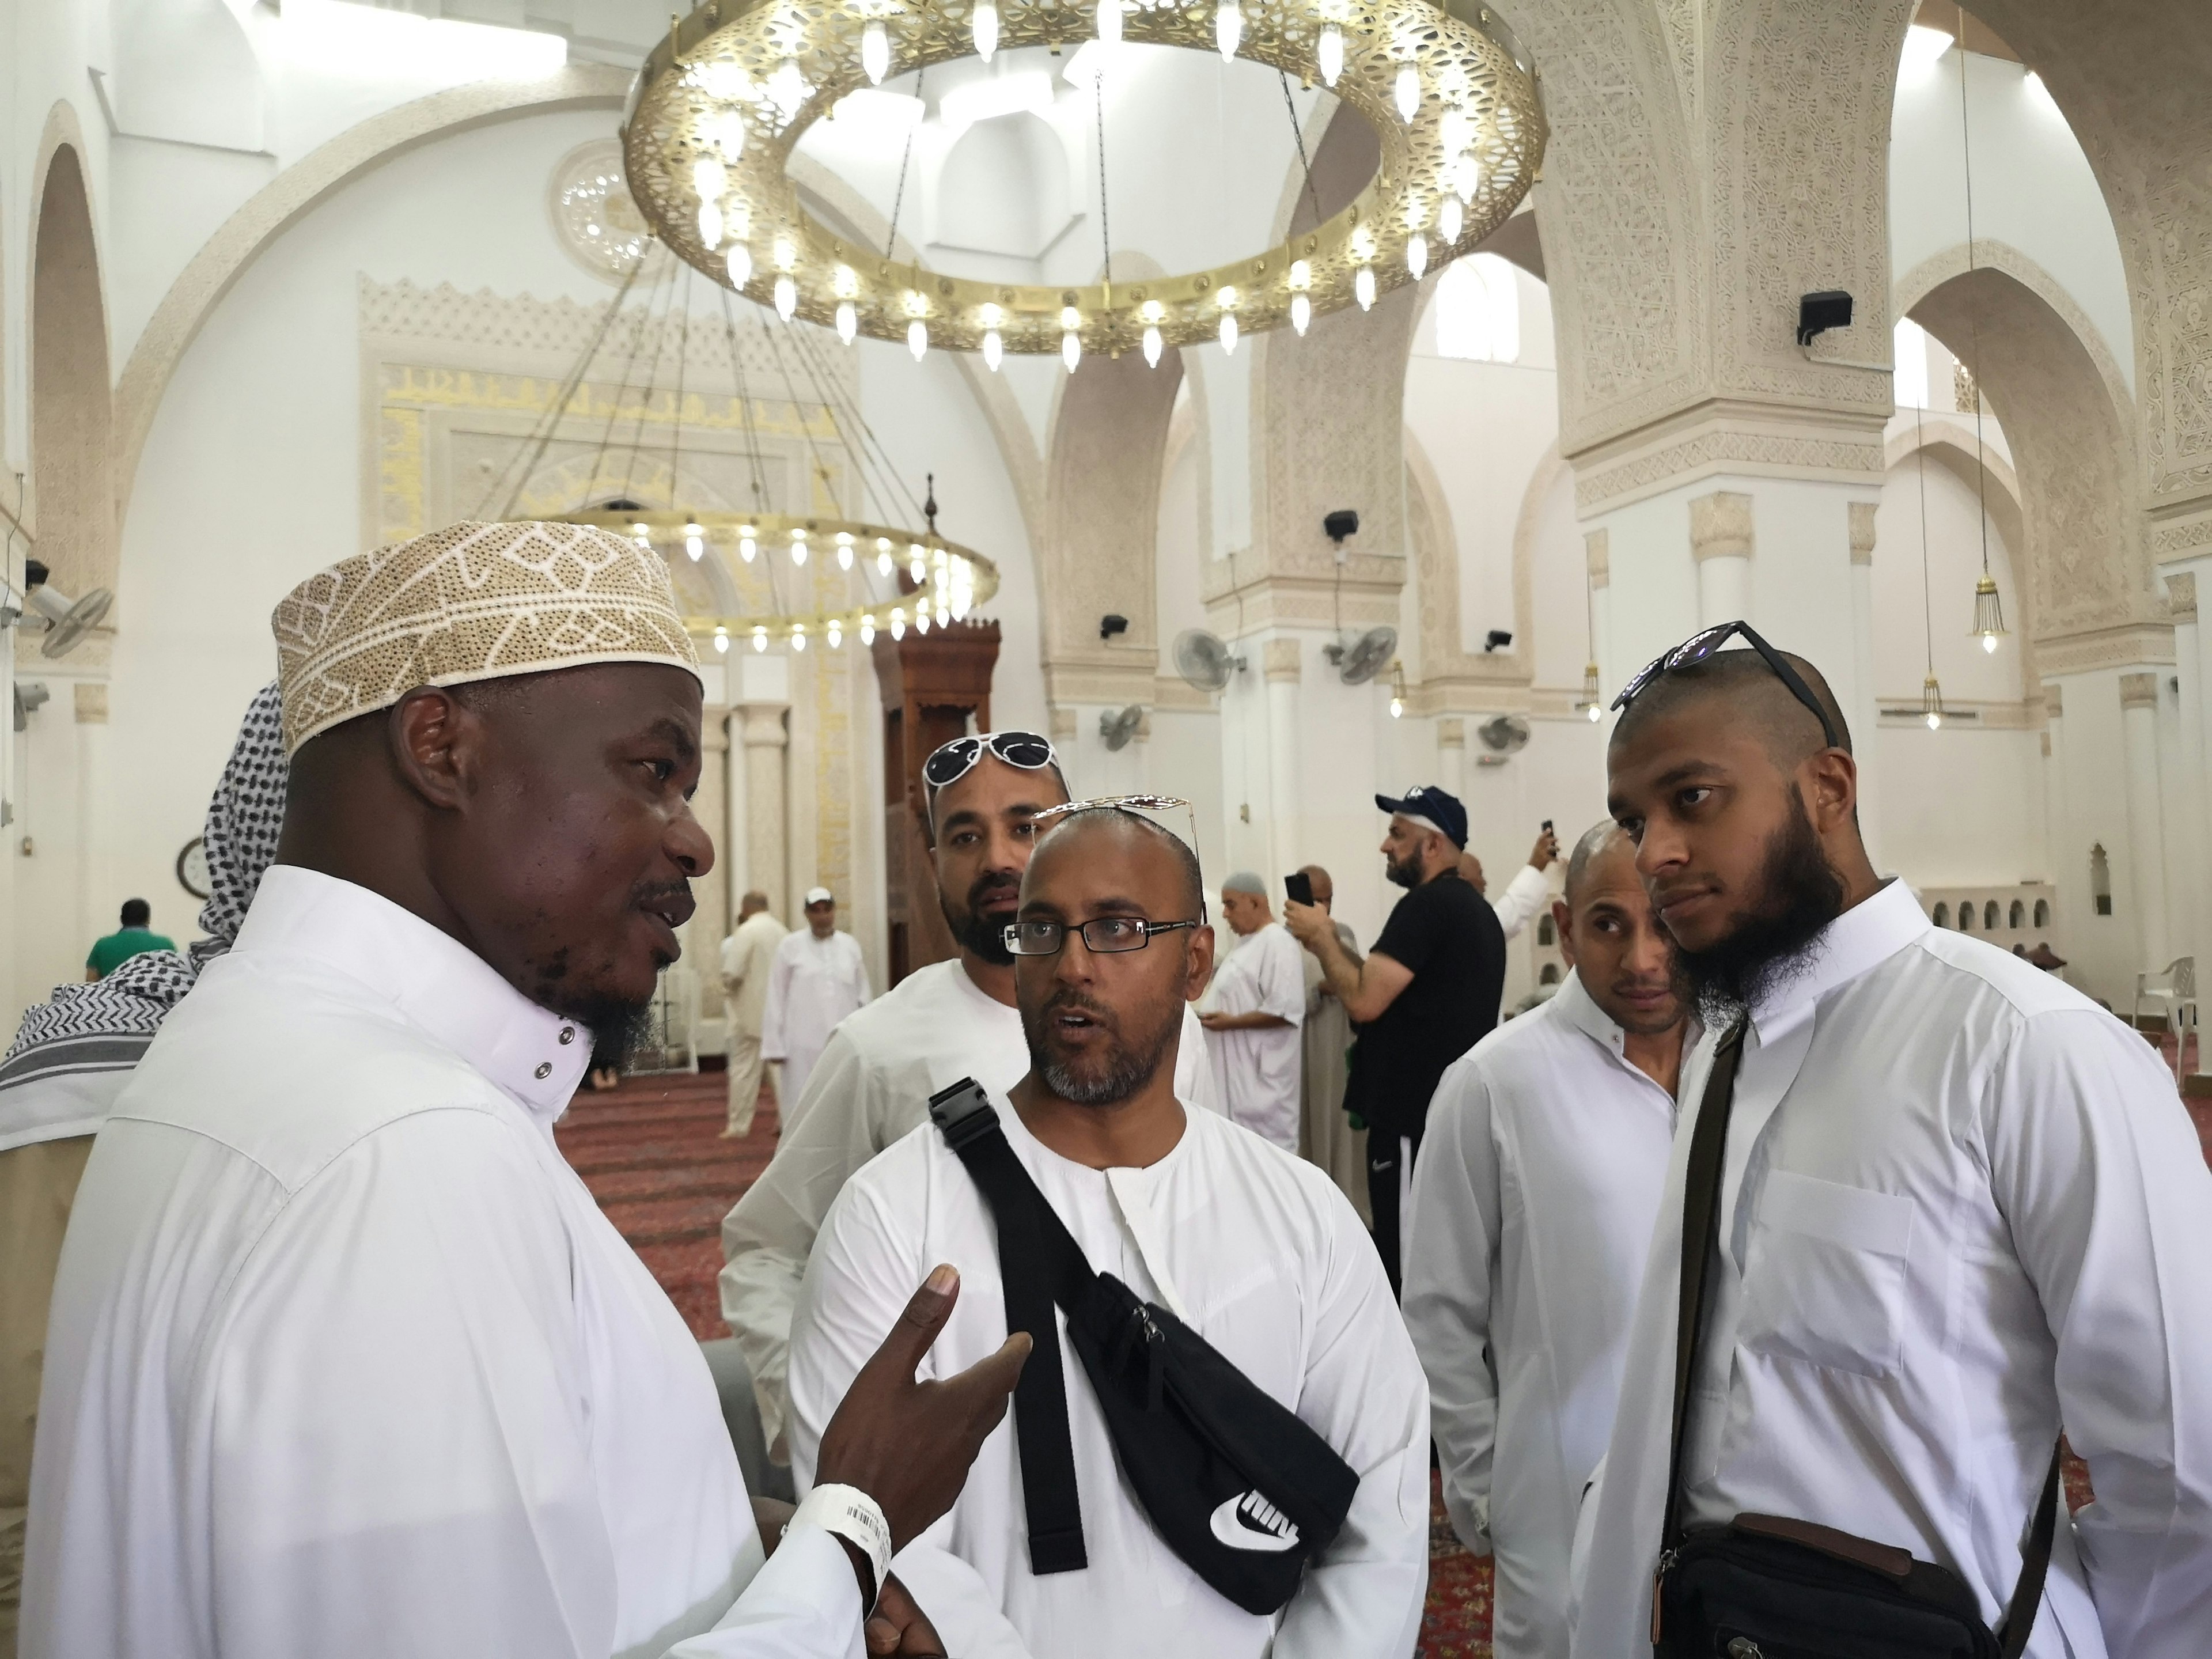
top-left (85, 900), bottom-right (177, 980)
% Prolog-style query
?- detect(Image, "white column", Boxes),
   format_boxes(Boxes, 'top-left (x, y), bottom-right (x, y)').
top-left (1585, 529), bottom-right (1613, 709)
top-left (1846, 501), bottom-right (1883, 872)
top-left (2040, 683), bottom-right (2068, 893)
top-left (742, 704), bottom-right (790, 922)
top-left (1437, 717), bottom-right (1467, 801)
top-left (725, 710), bottom-right (751, 907)
top-left (2120, 671), bottom-right (2171, 972)
top-left (2166, 575), bottom-right (2208, 974)
top-left (1690, 490), bottom-right (1753, 627)
top-left (1263, 638), bottom-right (1302, 881)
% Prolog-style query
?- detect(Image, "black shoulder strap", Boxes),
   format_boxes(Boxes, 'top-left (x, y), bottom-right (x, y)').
top-left (1658, 1032), bottom-right (2063, 1654)
top-left (927, 1078), bottom-right (1090, 1574)
top-left (1661, 1020), bottom-right (1747, 1555)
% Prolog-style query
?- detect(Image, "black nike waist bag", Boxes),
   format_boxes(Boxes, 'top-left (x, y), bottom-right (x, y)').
top-left (927, 1077), bottom-right (1359, 1615)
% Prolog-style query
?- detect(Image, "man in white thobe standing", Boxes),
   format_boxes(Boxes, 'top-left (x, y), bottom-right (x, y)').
top-left (721, 736), bottom-right (1221, 1463)
top-left (760, 887), bottom-right (869, 1117)
top-left (1576, 635), bottom-right (2212, 1659)
top-left (718, 889), bottom-right (786, 1138)
top-left (789, 806), bottom-right (1430, 1659)
top-left (1198, 872), bottom-right (1306, 1150)
top-left (21, 522), bottom-right (1028, 1659)
top-left (1404, 821), bottom-right (1688, 1659)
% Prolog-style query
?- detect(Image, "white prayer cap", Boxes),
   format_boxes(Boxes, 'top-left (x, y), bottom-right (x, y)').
top-left (804, 887), bottom-right (835, 906)
top-left (272, 520), bottom-right (701, 754)
top-left (1220, 871), bottom-right (1268, 896)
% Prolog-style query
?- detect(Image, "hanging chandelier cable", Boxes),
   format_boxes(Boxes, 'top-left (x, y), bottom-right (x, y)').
top-left (884, 66), bottom-right (927, 260)
top-left (781, 315), bottom-right (924, 526)
top-left (618, 267), bottom-right (686, 505)
top-left (1096, 69), bottom-right (1113, 293)
top-left (760, 304), bottom-right (846, 517)
top-left (666, 266), bottom-right (696, 506)
top-left (714, 285), bottom-right (775, 518)
top-left (582, 265), bottom-right (677, 510)
top-left (1956, 39), bottom-right (2005, 648)
top-left (1279, 70), bottom-right (1325, 230)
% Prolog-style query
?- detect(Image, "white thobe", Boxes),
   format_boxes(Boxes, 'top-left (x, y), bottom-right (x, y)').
top-left (1403, 969), bottom-right (1677, 1659)
top-left (788, 1097), bottom-right (1431, 1659)
top-left (1573, 878), bottom-right (2212, 1659)
top-left (1205, 922), bottom-right (1306, 1149)
top-left (23, 866), bottom-right (866, 1659)
top-left (721, 959), bottom-right (1222, 1455)
top-left (722, 911), bottom-right (789, 1039)
top-left (760, 929), bottom-right (870, 1113)
top-left (1491, 865), bottom-right (1551, 942)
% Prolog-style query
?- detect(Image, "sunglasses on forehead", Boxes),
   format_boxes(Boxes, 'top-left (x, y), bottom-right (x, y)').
top-left (922, 730), bottom-right (1059, 794)
top-left (1611, 620), bottom-right (1843, 751)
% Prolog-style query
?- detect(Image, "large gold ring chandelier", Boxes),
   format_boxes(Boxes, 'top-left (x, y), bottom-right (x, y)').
top-left (622, 0), bottom-right (1546, 360)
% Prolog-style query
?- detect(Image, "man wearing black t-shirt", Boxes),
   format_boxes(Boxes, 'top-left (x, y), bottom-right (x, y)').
top-left (1286, 785), bottom-right (1505, 1292)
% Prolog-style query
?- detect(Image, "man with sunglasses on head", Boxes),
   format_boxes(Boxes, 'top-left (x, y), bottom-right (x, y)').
top-left (721, 734), bottom-right (1220, 1471)
top-left (1571, 624), bottom-right (2212, 1659)
top-left (787, 803), bottom-right (1429, 1659)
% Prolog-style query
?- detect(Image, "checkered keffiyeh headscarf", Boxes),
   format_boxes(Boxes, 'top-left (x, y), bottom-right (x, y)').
top-left (1, 683), bottom-right (287, 1068)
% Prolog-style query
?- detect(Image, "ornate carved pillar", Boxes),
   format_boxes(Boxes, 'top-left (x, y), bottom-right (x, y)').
top-left (1584, 529), bottom-right (1613, 706)
top-left (1689, 490), bottom-right (1755, 628)
top-left (870, 620), bottom-right (1001, 986)
top-left (2119, 671), bottom-right (2171, 971)
top-left (1263, 639), bottom-right (1303, 880)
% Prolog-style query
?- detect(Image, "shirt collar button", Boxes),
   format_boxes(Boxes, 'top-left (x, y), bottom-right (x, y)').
top-left (534, 1062), bottom-right (553, 1080)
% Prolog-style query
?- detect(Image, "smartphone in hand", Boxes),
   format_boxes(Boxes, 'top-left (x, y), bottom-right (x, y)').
top-left (1284, 871), bottom-right (1315, 907)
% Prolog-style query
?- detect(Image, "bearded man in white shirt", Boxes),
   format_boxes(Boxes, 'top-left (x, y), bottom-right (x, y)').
top-left (721, 736), bottom-right (1220, 1462)
top-left (1197, 872), bottom-right (1306, 1149)
top-left (23, 521), bottom-right (1029, 1659)
top-left (1405, 820), bottom-right (1688, 1659)
top-left (1574, 631), bottom-right (2212, 1659)
top-left (789, 805), bottom-right (1430, 1659)
top-left (762, 888), bottom-right (870, 1113)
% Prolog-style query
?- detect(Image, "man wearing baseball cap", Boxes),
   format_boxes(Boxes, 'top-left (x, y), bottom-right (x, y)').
top-left (1285, 784), bottom-right (1505, 1292)
top-left (762, 887), bottom-right (870, 1114)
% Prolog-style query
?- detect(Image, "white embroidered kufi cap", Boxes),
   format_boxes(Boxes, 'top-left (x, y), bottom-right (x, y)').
top-left (272, 520), bottom-right (702, 753)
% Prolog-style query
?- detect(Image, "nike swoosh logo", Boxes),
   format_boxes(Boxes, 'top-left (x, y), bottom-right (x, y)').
top-left (1209, 1490), bottom-right (1301, 1553)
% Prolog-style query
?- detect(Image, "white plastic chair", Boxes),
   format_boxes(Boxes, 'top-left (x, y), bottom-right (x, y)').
top-left (2132, 957), bottom-right (2196, 1082)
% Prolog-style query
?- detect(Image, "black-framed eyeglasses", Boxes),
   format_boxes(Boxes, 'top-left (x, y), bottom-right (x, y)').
top-left (922, 730), bottom-right (1059, 794)
top-left (1611, 620), bottom-right (1843, 751)
top-left (1002, 916), bottom-right (1202, 957)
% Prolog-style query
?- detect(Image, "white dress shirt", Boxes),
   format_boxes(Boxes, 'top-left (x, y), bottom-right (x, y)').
top-left (1205, 921), bottom-right (1307, 1149)
top-left (1404, 969), bottom-right (1678, 1659)
top-left (721, 911), bottom-right (789, 1039)
top-left (761, 929), bottom-right (871, 1112)
top-left (787, 1094), bottom-right (1431, 1659)
top-left (24, 866), bottom-right (865, 1659)
top-left (1572, 878), bottom-right (2212, 1659)
top-left (721, 959), bottom-right (1221, 1455)
top-left (1491, 865), bottom-right (1551, 942)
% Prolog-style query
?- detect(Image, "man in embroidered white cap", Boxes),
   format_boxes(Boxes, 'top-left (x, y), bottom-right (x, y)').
top-left (763, 886), bottom-right (871, 1119)
top-left (24, 521), bottom-right (1027, 1659)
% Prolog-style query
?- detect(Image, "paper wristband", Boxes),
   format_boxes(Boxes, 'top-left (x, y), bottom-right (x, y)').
top-left (790, 1483), bottom-right (893, 1607)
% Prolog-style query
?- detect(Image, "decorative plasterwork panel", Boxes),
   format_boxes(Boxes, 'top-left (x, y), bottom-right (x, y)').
top-left (1966, 0), bottom-right (2212, 513)
top-left (1572, 397), bottom-right (1887, 512)
top-left (2033, 622), bottom-right (2175, 677)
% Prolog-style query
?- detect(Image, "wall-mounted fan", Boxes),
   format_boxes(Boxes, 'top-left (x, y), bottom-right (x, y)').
top-left (1099, 704), bottom-right (1145, 751)
top-left (1173, 629), bottom-right (1245, 694)
top-left (1325, 626), bottom-right (1398, 686)
top-left (20, 561), bottom-right (112, 660)
top-left (1476, 713), bottom-right (1531, 767)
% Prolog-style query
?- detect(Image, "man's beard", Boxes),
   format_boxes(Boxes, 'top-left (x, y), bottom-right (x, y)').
top-left (1385, 852), bottom-right (1423, 890)
top-left (578, 998), bottom-right (657, 1074)
top-left (1022, 984), bottom-right (1184, 1107)
top-left (942, 872), bottom-right (1020, 966)
top-left (1674, 785), bottom-right (1846, 1023)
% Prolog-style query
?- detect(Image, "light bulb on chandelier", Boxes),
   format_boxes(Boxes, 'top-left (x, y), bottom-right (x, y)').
top-left (697, 202), bottom-right (724, 249)
top-left (1972, 574), bottom-right (2008, 654)
top-left (1922, 674), bottom-right (1945, 731)
top-left (1395, 62), bottom-right (1421, 123)
top-left (876, 539), bottom-right (893, 576)
top-left (836, 532), bottom-right (854, 571)
top-left (789, 529), bottom-right (808, 566)
top-left (791, 625), bottom-right (807, 653)
top-left (739, 528), bottom-right (756, 563)
top-left (1215, 0), bottom-right (1240, 60)
top-left (827, 618), bottom-right (843, 649)
top-left (860, 613), bottom-right (877, 646)
top-left (725, 244), bottom-right (751, 287)
top-left (972, 0), bottom-right (998, 60)
top-left (1407, 234), bottom-right (1429, 279)
top-left (1097, 0), bottom-right (1120, 45)
top-left (908, 320), bottom-right (927, 361)
top-left (774, 276), bottom-right (797, 320)
top-left (1143, 324), bottom-right (1164, 366)
top-left (684, 521), bottom-right (705, 560)
top-left (1318, 22), bottom-right (1343, 87)
top-left (861, 18), bottom-right (889, 84)
top-left (890, 607), bottom-right (907, 641)
top-left (836, 301), bottom-right (857, 344)
top-left (714, 626), bottom-right (730, 654)
top-left (983, 329), bottom-right (1002, 370)
top-left (752, 625), bottom-right (768, 653)
top-left (1355, 266), bottom-right (1377, 310)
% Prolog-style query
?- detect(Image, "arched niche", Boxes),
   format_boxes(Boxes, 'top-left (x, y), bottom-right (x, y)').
top-left (31, 142), bottom-right (116, 606)
top-left (1902, 248), bottom-right (2156, 642)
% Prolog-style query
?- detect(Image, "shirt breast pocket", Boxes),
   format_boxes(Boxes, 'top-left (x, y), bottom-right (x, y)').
top-left (1738, 1171), bottom-right (1914, 1381)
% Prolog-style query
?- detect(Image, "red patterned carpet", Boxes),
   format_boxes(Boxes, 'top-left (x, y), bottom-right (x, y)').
top-left (555, 1065), bottom-right (1499, 1655)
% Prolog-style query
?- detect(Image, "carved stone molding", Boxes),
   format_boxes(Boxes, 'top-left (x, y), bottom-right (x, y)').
top-left (1573, 399), bottom-right (1888, 513)
top-left (1849, 501), bottom-right (1878, 567)
top-left (2166, 572), bottom-right (2198, 623)
top-left (2119, 671), bottom-right (2160, 710)
top-left (1585, 527), bottom-right (1609, 588)
top-left (1689, 491), bottom-right (1755, 563)
top-left (1044, 660), bottom-right (1165, 708)
top-left (1263, 638), bottom-right (1302, 682)
top-left (2035, 623), bottom-right (2175, 677)
top-left (2152, 512), bottom-right (2212, 563)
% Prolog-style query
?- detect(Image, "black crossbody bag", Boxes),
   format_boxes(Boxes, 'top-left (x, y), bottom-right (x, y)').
top-left (927, 1077), bottom-right (1359, 1615)
top-left (1652, 1023), bottom-right (2063, 1659)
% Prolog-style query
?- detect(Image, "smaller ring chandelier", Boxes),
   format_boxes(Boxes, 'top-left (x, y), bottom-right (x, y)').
top-left (621, 0), bottom-right (1546, 361)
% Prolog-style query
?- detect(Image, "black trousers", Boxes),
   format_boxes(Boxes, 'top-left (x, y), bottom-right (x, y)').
top-left (1367, 1128), bottom-right (1422, 1298)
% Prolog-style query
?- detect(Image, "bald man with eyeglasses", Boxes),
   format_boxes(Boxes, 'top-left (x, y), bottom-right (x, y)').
top-left (720, 736), bottom-right (1221, 1474)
